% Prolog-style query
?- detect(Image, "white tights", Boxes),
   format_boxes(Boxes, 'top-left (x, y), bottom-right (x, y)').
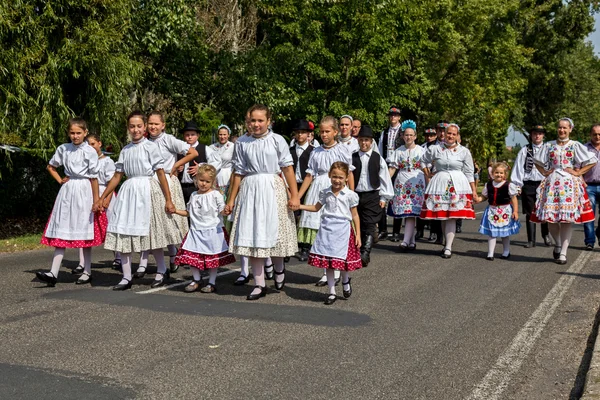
top-left (487, 236), bottom-right (510, 257)
top-left (548, 223), bottom-right (572, 260)
top-left (402, 217), bottom-right (416, 245)
top-left (442, 220), bottom-right (457, 251)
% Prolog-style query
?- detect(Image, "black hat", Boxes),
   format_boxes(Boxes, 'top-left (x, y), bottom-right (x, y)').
top-left (180, 121), bottom-right (200, 134)
top-left (292, 119), bottom-right (314, 132)
top-left (530, 125), bottom-right (546, 133)
top-left (425, 128), bottom-right (437, 135)
top-left (388, 106), bottom-right (401, 116)
top-left (357, 125), bottom-right (374, 138)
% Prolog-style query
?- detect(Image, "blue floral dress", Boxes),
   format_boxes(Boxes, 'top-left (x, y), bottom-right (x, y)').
top-left (387, 145), bottom-right (426, 218)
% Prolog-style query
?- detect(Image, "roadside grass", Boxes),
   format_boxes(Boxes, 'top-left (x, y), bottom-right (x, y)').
top-left (0, 233), bottom-right (44, 253)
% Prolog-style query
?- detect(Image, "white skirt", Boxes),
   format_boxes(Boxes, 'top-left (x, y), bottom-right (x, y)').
top-left (44, 178), bottom-right (95, 240)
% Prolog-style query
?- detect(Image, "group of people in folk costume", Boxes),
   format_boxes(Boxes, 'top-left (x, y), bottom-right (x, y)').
top-left (35, 104), bottom-right (599, 304)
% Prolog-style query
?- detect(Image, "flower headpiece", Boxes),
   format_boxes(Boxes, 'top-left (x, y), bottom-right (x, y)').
top-left (401, 119), bottom-right (417, 132)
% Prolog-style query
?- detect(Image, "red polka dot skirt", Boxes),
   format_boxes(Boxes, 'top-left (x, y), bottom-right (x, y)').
top-left (41, 211), bottom-right (107, 248)
top-left (175, 228), bottom-right (236, 270)
top-left (308, 227), bottom-right (362, 271)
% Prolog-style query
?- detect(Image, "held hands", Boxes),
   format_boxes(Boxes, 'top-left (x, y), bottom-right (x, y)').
top-left (165, 200), bottom-right (175, 214)
top-left (93, 199), bottom-right (104, 213)
top-left (288, 196), bottom-right (300, 211)
top-left (223, 203), bottom-right (234, 216)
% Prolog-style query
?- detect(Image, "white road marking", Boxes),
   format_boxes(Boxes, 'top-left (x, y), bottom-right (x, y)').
top-left (475, 211), bottom-right (484, 215)
top-left (136, 268), bottom-right (241, 295)
top-left (466, 250), bottom-right (592, 400)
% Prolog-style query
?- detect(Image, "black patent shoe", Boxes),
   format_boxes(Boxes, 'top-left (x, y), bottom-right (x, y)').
top-left (555, 256), bottom-right (567, 265)
top-left (265, 265), bottom-right (274, 280)
top-left (246, 286), bottom-right (267, 300)
top-left (150, 270), bottom-right (170, 288)
top-left (427, 234), bottom-right (437, 243)
top-left (233, 275), bottom-right (250, 286)
top-left (76, 272), bottom-right (92, 285)
top-left (297, 248), bottom-right (309, 262)
top-left (324, 294), bottom-right (337, 305)
top-left (500, 253), bottom-right (510, 260)
top-left (552, 247), bottom-right (561, 260)
top-left (486, 256), bottom-right (494, 261)
top-left (170, 259), bottom-right (179, 273)
top-left (133, 267), bottom-right (147, 279)
top-left (440, 248), bottom-right (452, 259)
top-left (274, 269), bottom-right (286, 290)
top-left (113, 278), bottom-right (132, 291)
top-left (35, 271), bottom-right (57, 287)
top-left (407, 243), bottom-right (416, 252)
top-left (111, 259), bottom-right (122, 271)
top-left (315, 276), bottom-right (328, 287)
top-left (72, 265), bottom-right (84, 275)
top-left (342, 278), bottom-right (352, 298)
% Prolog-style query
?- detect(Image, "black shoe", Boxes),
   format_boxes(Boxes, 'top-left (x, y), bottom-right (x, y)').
top-left (150, 270), bottom-right (170, 288)
top-left (524, 241), bottom-right (535, 248)
top-left (246, 286), bottom-right (267, 300)
top-left (586, 244), bottom-right (594, 251)
top-left (555, 257), bottom-right (567, 265)
top-left (170, 259), bottom-right (179, 273)
top-left (342, 278), bottom-right (352, 298)
top-left (112, 259), bottom-right (122, 271)
top-left (35, 271), bottom-right (57, 287)
top-left (324, 294), bottom-right (337, 305)
top-left (315, 276), bottom-right (328, 287)
top-left (427, 234), bottom-right (437, 243)
top-left (486, 256), bottom-right (494, 261)
top-left (390, 233), bottom-right (401, 243)
top-left (297, 248), bottom-right (309, 262)
top-left (113, 278), bottom-right (132, 291)
top-left (415, 230), bottom-right (424, 240)
top-left (265, 265), bottom-right (274, 280)
top-left (72, 265), bottom-right (84, 275)
top-left (440, 248), bottom-right (452, 259)
top-left (543, 235), bottom-right (552, 246)
top-left (76, 272), bottom-right (92, 285)
top-left (407, 243), bottom-right (416, 252)
top-left (233, 275), bottom-right (250, 286)
top-left (283, 256), bottom-right (290, 263)
top-left (500, 253), bottom-right (510, 260)
top-left (133, 267), bottom-right (146, 279)
top-left (553, 247), bottom-right (561, 260)
top-left (274, 268), bottom-right (286, 290)
top-left (399, 242), bottom-right (408, 252)
top-left (377, 231), bottom-right (389, 241)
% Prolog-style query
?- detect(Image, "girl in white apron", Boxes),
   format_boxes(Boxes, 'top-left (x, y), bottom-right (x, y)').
top-left (300, 162), bottom-right (362, 305)
top-left (36, 118), bottom-right (101, 287)
top-left (96, 111), bottom-right (180, 290)
top-left (173, 164), bottom-right (235, 293)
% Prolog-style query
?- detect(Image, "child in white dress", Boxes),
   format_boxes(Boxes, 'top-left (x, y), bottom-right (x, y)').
top-left (37, 118), bottom-right (101, 287)
top-left (300, 162), bottom-right (362, 305)
top-left (174, 164), bottom-right (235, 293)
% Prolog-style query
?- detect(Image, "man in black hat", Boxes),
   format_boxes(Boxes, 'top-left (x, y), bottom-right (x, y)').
top-left (352, 125), bottom-right (394, 266)
top-left (178, 121), bottom-right (222, 204)
top-left (290, 119), bottom-right (316, 261)
top-left (377, 106), bottom-right (404, 241)
top-left (510, 124), bottom-right (551, 247)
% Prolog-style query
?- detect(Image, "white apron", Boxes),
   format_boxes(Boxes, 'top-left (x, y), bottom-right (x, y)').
top-left (107, 176), bottom-right (152, 236)
top-left (234, 173), bottom-right (278, 248)
top-left (45, 177), bottom-right (95, 240)
top-left (182, 226), bottom-right (228, 254)
top-left (311, 216), bottom-right (351, 259)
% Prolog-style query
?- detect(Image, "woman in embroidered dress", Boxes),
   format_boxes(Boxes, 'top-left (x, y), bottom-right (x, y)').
top-left (387, 120), bottom-right (426, 251)
top-left (225, 104), bottom-right (299, 300)
top-left (420, 123), bottom-right (477, 259)
top-left (532, 118), bottom-right (597, 264)
top-left (36, 118), bottom-right (101, 287)
top-left (297, 116), bottom-right (355, 286)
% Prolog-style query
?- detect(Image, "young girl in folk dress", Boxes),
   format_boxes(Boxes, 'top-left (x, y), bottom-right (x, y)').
top-left (73, 134), bottom-right (121, 278)
top-left (477, 162), bottom-right (521, 260)
top-left (300, 162), bottom-right (362, 305)
top-left (225, 104), bottom-right (299, 300)
top-left (174, 164), bottom-right (235, 293)
top-left (297, 116), bottom-right (355, 286)
top-left (36, 118), bottom-right (102, 287)
top-left (532, 118), bottom-right (598, 264)
top-left (96, 111), bottom-right (179, 290)
top-left (387, 120), bottom-right (426, 251)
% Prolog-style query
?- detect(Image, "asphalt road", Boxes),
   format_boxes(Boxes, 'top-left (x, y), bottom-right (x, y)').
top-left (2, 204), bottom-right (600, 400)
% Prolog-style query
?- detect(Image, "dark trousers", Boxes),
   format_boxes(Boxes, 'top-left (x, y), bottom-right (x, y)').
top-left (181, 183), bottom-right (196, 205)
top-left (357, 190), bottom-right (382, 239)
top-left (522, 180), bottom-right (548, 236)
top-left (378, 208), bottom-right (402, 234)
top-left (429, 219), bottom-right (442, 237)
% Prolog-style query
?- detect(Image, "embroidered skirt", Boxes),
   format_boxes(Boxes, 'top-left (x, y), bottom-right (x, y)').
top-left (478, 205), bottom-right (521, 237)
top-left (531, 172), bottom-right (594, 224)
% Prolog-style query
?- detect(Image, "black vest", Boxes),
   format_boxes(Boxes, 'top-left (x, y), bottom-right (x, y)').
top-left (290, 144), bottom-right (314, 181)
top-left (352, 151), bottom-right (381, 190)
top-left (380, 126), bottom-right (404, 160)
top-left (177, 143), bottom-right (208, 182)
top-left (487, 181), bottom-right (511, 206)
top-left (523, 143), bottom-right (535, 174)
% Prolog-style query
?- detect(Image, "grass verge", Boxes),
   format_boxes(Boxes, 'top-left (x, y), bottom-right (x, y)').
top-left (0, 234), bottom-right (44, 253)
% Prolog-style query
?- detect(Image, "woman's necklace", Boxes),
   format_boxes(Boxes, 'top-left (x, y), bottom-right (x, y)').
top-left (322, 142), bottom-right (337, 149)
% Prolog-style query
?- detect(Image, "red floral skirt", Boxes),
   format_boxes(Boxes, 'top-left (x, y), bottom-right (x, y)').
top-left (419, 194), bottom-right (476, 220)
top-left (174, 229), bottom-right (236, 270)
top-left (308, 228), bottom-right (362, 271)
top-left (40, 211), bottom-right (107, 248)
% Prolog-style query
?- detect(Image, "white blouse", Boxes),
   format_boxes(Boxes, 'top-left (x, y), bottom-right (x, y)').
top-left (210, 141), bottom-right (234, 170)
top-left (318, 186), bottom-right (359, 221)
top-left (187, 190), bottom-right (225, 230)
top-left (148, 132), bottom-right (190, 173)
top-left (115, 138), bottom-right (164, 177)
top-left (49, 142), bottom-right (99, 179)
top-left (232, 131), bottom-right (294, 175)
top-left (482, 181), bottom-right (519, 197)
top-left (306, 143), bottom-right (355, 177)
top-left (97, 156), bottom-right (116, 189)
top-left (422, 144), bottom-right (475, 182)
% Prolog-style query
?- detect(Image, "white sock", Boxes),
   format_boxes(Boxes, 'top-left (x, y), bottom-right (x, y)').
top-left (119, 253), bottom-right (132, 284)
top-left (548, 223), bottom-right (561, 251)
top-left (139, 250), bottom-right (149, 269)
top-left (82, 247), bottom-right (92, 275)
top-left (404, 218), bottom-right (416, 245)
top-left (192, 268), bottom-right (201, 282)
top-left (487, 236), bottom-right (496, 257)
top-left (250, 257), bottom-right (266, 295)
top-left (152, 248), bottom-right (167, 277)
top-left (559, 223), bottom-right (573, 257)
top-left (208, 269), bottom-right (218, 285)
top-left (326, 269), bottom-right (336, 295)
top-left (443, 220), bottom-right (456, 251)
top-left (78, 247), bottom-right (84, 267)
top-left (341, 271), bottom-right (350, 291)
top-left (501, 237), bottom-right (510, 257)
top-left (240, 256), bottom-right (249, 277)
top-left (265, 257), bottom-right (273, 267)
top-left (334, 269), bottom-right (340, 280)
top-left (49, 247), bottom-right (65, 277)
top-left (273, 256), bottom-right (285, 284)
